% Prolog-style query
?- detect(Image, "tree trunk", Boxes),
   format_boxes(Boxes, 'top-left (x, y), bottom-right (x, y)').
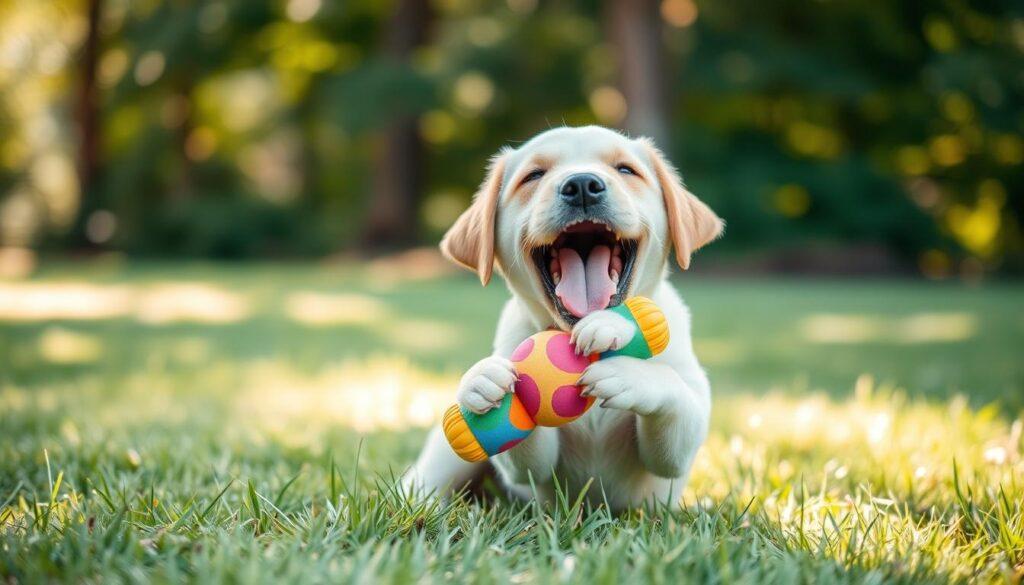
top-left (364, 0), bottom-right (432, 249)
top-left (71, 0), bottom-right (103, 247)
top-left (605, 0), bottom-right (670, 150)
top-left (169, 82), bottom-right (195, 204)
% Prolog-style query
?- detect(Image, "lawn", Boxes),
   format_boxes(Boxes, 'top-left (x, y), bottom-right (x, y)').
top-left (1, 260), bottom-right (1022, 583)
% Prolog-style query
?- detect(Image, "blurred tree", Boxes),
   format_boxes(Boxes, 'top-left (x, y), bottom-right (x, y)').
top-left (605, 0), bottom-right (669, 148)
top-left (365, 0), bottom-right (434, 248)
top-left (69, 0), bottom-right (103, 248)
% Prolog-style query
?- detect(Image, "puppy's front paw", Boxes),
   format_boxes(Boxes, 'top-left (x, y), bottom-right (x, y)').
top-left (570, 309), bottom-right (636, 356)
top-left (457, 356), bottom-right (517, 414)
top-left (578, 358), bottom-right (661, 416)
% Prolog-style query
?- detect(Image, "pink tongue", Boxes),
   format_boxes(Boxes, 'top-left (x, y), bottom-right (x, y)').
top-left (555, 245), bottom-right (615, 318)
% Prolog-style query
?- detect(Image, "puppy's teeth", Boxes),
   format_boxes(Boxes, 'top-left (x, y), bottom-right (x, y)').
top-left (550, 248), bottom-right (557, 258)
top-left (553, 272), bottom-right (561, 285)
top-left (610, 254), bottom-right (623, 274)
top-left (610, 269), bottom-right (620, 284)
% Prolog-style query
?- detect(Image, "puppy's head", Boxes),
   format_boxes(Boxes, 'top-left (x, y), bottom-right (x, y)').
top-left (442, 126), bottom-right (722, 328)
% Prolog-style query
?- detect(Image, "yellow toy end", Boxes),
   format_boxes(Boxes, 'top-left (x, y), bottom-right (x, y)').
top-left (624, 296), bottom-right (670, 356)
top-left (441, 404), bottom-right (488, 462)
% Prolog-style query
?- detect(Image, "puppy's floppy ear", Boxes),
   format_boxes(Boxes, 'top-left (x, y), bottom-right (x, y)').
top-left (642, 141), bottom-right (724, 270)
top-left (440, 151), bottom-right (508, 285)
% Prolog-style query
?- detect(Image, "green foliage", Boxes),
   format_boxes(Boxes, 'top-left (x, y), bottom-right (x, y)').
top-left (674, 0), bottom-right (1023, 272)
top-left (142, 194), bottom-right (328, 258)
top-left (0, 0), bottom-right (1021, 271)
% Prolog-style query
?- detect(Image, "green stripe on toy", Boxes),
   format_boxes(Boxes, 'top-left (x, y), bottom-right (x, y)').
top-left (442, 296), bottom-right (669, 461)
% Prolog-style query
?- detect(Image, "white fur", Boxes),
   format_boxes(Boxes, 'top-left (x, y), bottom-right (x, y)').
top-left (402, 126), bottom-right (714, 511)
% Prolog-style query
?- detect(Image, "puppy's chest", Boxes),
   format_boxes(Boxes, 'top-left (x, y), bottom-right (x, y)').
top-left (555, 408), bottom-right (642, 484)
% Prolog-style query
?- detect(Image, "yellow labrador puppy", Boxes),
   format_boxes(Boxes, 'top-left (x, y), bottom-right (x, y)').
top-left (403, 126), bottom-right (722, 510)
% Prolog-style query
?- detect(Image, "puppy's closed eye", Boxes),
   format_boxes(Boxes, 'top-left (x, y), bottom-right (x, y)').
top-left (615, 163), bottom-right (638, 176)
top-left (521, 169), bottom-right (546, 185)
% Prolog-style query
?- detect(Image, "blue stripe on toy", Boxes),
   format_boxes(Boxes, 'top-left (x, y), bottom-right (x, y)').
top-left (459, 394), bottom-right (533, 456)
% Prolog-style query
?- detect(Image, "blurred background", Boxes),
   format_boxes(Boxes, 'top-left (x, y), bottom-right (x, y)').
top-left (1, 0), bottom-right (1021, 275)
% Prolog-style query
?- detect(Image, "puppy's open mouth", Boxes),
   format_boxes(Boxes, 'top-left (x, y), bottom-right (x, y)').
top-left (531, 221), bottom-right (638, 324)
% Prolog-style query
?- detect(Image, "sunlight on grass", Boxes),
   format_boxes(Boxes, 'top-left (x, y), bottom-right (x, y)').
top-left (36, 327), bottom-right (103, 364)
top-left (363, 247), bottom-right (458, 287)
top-left (235, 358), bottom-right (455, 440)
top-left (135, 282), bottom-right (250, 324)
top-left (681, 377), bottom-right (1022, 579)
top-left (801, 312), bottom-right (976, 344)
top-left (694, 376), bottom-right (1021, 502)
top-left (898, 312), bottom-right (977, 343)
top-left (693, 338), bottom-right (744, 365)
top-left (378, 319), bottom-right (463, 353)
top-left (0, 282), bottom-right (132, 321)
top-left (170, 337), bottom-right (213, 364)
top-left (0, 281), bottom-right (250, 324)
top-left (283, 291), bottom-right (389, 326)
top-left (801, 314), bottom-right (880, 343)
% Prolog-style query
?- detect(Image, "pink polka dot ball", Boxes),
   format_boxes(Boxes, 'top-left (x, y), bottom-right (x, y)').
top-left (510, 330), bottom-right (595, 427)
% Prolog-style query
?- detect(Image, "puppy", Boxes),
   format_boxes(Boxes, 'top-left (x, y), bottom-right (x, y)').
top-left (403, 126), bottom-right (722, 511)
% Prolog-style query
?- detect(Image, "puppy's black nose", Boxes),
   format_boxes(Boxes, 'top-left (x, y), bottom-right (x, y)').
top-left (559, 173), bottom-right (606, 208)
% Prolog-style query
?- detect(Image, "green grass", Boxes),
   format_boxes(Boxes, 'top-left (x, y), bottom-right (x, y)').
top-left (1, 261), bottom-right (1022, 583)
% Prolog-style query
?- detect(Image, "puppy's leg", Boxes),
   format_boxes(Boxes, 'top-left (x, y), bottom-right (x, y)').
top-left (573, 309), bottom-right (710, 479)
top-left (403, 410), bottom-right (560, 499)
top-left (460, 355), bottom-right (560, 488)
top-left (578, 358), bottom-right (708, 478)
top-left (402, 354), bottom-right (517, 497)
top-left (401, 425), bottom-right (483, 497)
top-left (490, 425), bottom-right (559, 485)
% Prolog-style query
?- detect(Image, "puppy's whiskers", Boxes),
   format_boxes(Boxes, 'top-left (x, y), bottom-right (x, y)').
top-left (639, 216), bottom-right (662, 248)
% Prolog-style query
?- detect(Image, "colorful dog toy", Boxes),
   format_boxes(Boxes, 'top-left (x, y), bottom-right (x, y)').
top-left (442, 296), bottom-right (669, 462)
